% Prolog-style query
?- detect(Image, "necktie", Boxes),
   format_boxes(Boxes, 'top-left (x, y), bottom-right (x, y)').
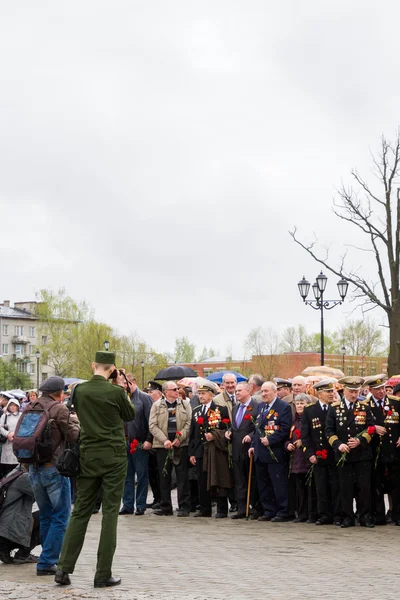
top-left (235, 403), bottom-right (245, 428)
top-left (323, 405), bottom-right (327, 412)
top-left (230, 395), bottom-right (236, 405)
top-left (349, 402), bottom-right (354, 413)
top-left (202, 405), bottom-right (207, 416)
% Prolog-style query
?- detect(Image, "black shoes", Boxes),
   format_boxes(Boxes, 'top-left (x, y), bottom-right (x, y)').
top-left (215, 512), bottom-right (228, 518)
top-left (360, 519), bottom-right (375, 528)
top-left (193, 511), bottom-right (211, 518)
top-left (341, 518), bottom-right (355, 528)
top-left (119, 508), bottom-right (134, 515)
top-left (176, 511), bottom-right (190, 517)
top-left (231, 512), bottom-right (246, 519)
top-left (94, 576), bottom-right (122, 588)
top-left (37, 565), bottom-right (57, 575)
top-left (258, 514), bottom-right (272, 521)
top-left (55, 570), bottom-right (71, 586)
top-left (293, 517), bottom-right (308, 523)
top-left (13, 553), bottom-right (39, 564)
top-left (135, 509), bottom-right (145, 516)
top-left (0, 550), bottom-right (13, 564)
top-left (271, 516), bottom-right (290, 523)
top-left (315, 517), bottom-right (333, 526)
top-left (153, 509), bottom-right (173, 516)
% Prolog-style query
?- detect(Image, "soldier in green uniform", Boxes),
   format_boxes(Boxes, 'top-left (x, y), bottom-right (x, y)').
top-left (55, 351), bottom-right (135, 588)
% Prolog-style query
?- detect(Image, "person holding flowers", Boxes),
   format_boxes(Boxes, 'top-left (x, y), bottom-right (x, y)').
top-left (249, 381), bottom-right (292, 522)
top-left (149, 381), bottom-right (192, 517)
top-left (189, 382), bottom-right (232, 518)
top-left (325, 377), bottom-right (376, 529)
top-left (285, 394), bottom-right (314, 523)
top-left (302, 380), bottom-right (341, 526)
top-left (364, 374), bottom-right (400, 526)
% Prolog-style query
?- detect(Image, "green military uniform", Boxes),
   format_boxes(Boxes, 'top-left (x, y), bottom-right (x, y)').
top-left (57, 352), bottom-right (135, 582)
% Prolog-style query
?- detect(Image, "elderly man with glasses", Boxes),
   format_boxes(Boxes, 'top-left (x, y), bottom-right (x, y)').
top-left (149, 381), bottom-right (192, 516)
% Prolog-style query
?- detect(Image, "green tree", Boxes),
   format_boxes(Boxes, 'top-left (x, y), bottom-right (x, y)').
top-left (196, 346), bottom-right (218, 362)
top-left (173, 337), bottom-right (196, 363)
top-left (0, 359), bottom-right (32, 390)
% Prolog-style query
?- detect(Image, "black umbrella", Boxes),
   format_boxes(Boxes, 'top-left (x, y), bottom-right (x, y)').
top-left (154, 365), bottom-right (198, 380)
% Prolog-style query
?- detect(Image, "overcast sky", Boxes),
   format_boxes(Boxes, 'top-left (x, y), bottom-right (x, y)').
top-left (0, 1), bottom-right (398, 358)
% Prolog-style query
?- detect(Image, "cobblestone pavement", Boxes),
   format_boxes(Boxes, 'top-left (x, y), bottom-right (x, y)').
top-left (1, 509), bottom-right (400, 600)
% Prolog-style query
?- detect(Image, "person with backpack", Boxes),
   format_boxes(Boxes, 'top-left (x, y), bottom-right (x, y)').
top-left (14, 376), bottom-right (80, 576)
top-left (0, 398), bottom-right (21, 478)
top-left (0, 465), bottom-right (40, 564)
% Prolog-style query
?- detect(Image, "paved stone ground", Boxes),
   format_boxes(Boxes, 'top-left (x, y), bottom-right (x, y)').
top-left (1, 506), bottom-right (400, 600)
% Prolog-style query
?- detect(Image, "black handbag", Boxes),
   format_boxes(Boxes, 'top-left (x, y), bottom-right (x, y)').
top-left (0, 415), bottom-right (8, 444)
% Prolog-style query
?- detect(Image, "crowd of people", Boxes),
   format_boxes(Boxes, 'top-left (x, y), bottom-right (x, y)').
top-left (1, 355), bottom-right (400, 588)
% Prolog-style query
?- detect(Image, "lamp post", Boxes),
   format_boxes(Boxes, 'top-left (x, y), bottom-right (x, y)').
top-left (340, 345), bottom-right (346, 373)
top-left (35, 350), bottom-right (41, 389)
top-left (141, 360), bottom-right (145, 390)
top-left (104, 340), bottom-right (110, 351)
top-left (297, 271), bottom-right (349, 366)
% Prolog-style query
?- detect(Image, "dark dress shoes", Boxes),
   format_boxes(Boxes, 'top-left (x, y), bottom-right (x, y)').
top-left (360, 518), bottom-right (375, 528)
top-left (258, 514), bottom-right (272, 521)
top-left (153, 508), bottom-right (173, 516)
top-left (215, 512), bottom-right (227, 518)
top-left (0, 550), bottom-right (13, 564)
top-left (334, 518), bottom-right (342, 526)
top-left (271, 516), bottom-right (290, 523)
top-left (55, 570), bottom-right (71, 586)
top-left (293, 517), bottom-right (308, 523)
top-left (176, 511), bottom-right (190, 517)
top-left (37, 565), bottom-right (57, 575)
top-left (119, 508), bottom-right (133, 515)
top-left (135, 509), bottom-right (145, 516)
top-left (341, 518), bottom-right (355, 528)
top-left (94, 576), bottom-right (122, 588)
top-left (315, 517), bottom-right (333, 525)
top-left (193, 511), bottom-right (211, 518)
top-left (231, 512), bottom-right (246, 519)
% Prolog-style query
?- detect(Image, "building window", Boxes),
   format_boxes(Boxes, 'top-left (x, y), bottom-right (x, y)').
top-left (203, 368), bottom-right (213, 376)
top-left (347, 367), bottom-right (353, 376)
top-left (41, 335), bottom-right (47, 345)
top-left (28, 363), bottom-right (35, 374)
top-left (17, 362), bottom-right (27, 373)
top-left (15, 326), bottom-right (24, 336)
top-left (42, 372), bottom-right (48, 381)
top-left (2, 344), bottom-right (8, 354)
top-left (2, 325), bottom-right (8, 335)
top-left (15, 344), bottom-right (24, 355)
top-left (29, 326), bottom-right (35, 337)
top-left (29, 345), bottom-right (35, 354)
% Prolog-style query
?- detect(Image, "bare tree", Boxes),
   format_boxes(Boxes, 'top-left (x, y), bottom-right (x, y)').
top-left (290, 134), bottom-right (400, 374)
top-left (244, 326), bottom-right (280, 379)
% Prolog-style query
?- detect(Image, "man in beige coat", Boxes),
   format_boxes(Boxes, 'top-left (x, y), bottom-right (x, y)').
top-left (213, 373), bottom-right (237, 421)
top-left (149, 381), bottom-right (192, 516)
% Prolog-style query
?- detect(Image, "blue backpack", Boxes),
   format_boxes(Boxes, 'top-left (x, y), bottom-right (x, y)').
top-left (13, 399), bottom-right (58, 463)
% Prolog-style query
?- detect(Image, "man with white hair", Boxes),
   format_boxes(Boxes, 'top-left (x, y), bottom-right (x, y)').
top-left (213, 373), bottom-right (237, 421)
top-left (248, 374), bottom-right (265, 403)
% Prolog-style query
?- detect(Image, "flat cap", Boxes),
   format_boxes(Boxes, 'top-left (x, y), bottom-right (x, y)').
top-left (95, 351), bottom-right (116, 365)
top-left (393, 383), bottom-right (400, 396)
top-left (39, 376), bottom-right (65, 393)
top-left (313, 379), bottom-right (336, 391)
top-left (146, 380), bottom-right (162, 392)
top-left (198, 382), bottom-right (217, 394)
top-left (364, 374), bottom-right (387, 389)
top-left (338, 376), bottom-right (364, 390)
top-left (273, 378), bottom-right (292, 388)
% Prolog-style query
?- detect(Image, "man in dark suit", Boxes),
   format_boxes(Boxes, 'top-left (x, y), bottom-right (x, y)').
top-left (364, 374), bottom-right (400, 525)
top-left (302, 379), bottom-right (341, 525)
top-left (189, 382), bottom-right (231, 518)
top-left (249, 381), bottom-right (292, 522)
top-left (225, 382), bottom-right (259, 519)
top-left (325, 376), bottom-right (375, 529)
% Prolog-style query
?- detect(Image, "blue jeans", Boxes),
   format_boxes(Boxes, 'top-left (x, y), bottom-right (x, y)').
top-left (29, 465), bottom-right (71, 570)
top-left (122, 445), bottom-right (149, 511)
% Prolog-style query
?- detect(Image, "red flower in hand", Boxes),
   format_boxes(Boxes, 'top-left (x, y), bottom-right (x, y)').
top-left (294, 429), bottom-right (301, 439)
top-left (243, 414), bottom-right (252, 421)
top-left (368, 425), bottom-right (376, 435)
top-left (197, 417), bottom-right (204, 425)
top-left (222, 418), bottom-right (230, 424)
top-left (176, 431), bottom-right (182, 437)
top-left (321, 449), bottom-right (328, 459)
top-left (129, 439), bottom-right (139, 454)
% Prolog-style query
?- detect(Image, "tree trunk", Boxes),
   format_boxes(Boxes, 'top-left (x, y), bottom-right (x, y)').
top-left (388, 304), bottom-right (400, 375)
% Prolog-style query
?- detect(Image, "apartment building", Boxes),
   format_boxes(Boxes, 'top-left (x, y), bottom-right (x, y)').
top-left (0, 300), bottom-right (52, 385)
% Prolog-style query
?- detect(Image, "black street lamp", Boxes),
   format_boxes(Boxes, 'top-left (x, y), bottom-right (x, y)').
top-left (104, 340), bottom-right (110, 351)
top-left (297, 271), bottom-right (349, 366)
top-left (340, 345), bottom-right (346, 373)
top-left (141, 360), bottom-right (145, 389)
top-left (35, 350), bottom-right (41, 389)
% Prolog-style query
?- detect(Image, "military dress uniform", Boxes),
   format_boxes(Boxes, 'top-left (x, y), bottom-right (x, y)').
top-left (57, 352), bottom-right (135, 585)
top-left (364, 375), bottom-right (400, 525)
top-left (301, 381), bottom-right (340, 525)
top-left (325, 377), bottom-right (375, 527)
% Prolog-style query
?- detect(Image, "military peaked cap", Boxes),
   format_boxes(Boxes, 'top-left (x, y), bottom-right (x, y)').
top-left (337, 376), bottom-right (364, 390)
top-left (364, 374), bottom-right (387, 389)
top-left (313, 379), bottom-right (336, 391)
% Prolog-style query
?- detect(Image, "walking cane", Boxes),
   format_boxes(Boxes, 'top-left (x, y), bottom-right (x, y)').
top-left (246, 453), bottom-right (254, 520)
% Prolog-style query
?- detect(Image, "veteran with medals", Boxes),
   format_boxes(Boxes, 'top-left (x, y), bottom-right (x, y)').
top-left (325, 377), bottom-right (375, 528)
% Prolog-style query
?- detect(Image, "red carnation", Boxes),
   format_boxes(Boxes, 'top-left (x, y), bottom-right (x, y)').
top-left (222, 418), bottom-right (230, 424)
top-left (321, 449), bottom-right (328, 459)
top-left (387, 410), bottom-right (393, 416)
top-left (316, 450), bottom-right (322, 457)
top-left (129, 439), bottom-right (139, 454)
top-left (294, 429), bottom-right (301, 438)
top-left (243, 414), bottom-right (252, 421)
top-left (176, 431), bottom-right (182, 437)
top-left (197, 417), bottom-right (204, 425)
top-left (367, 425), bottom-right (376, 435)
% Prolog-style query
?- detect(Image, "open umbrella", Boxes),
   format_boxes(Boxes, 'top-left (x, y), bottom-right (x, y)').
top-left (301, 366), bottom-right (345, 379)
top-left (386, 375), bottom-right (400, 387)
top-left (206, 370), bottom-right (247, 384)
top-left (154, 365), bottom-right (198, 381)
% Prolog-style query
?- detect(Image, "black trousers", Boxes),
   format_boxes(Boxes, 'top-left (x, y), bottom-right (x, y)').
top-left (338, 460), bottom-right (371, 521)
top-left (156, 447), bottom-right (190, 513)
top-left (148, 451), bottom-right (161, 504)
top-left (0, 510), bottom-right (40, 556)
top-left (314, 464), bottom-right (340, 521)
top-left (232, 456), bottom-right (254, 510)
top-left (195, 457), bottom-right (228, 515)
top-left (372, 462), bottom-right (400, 523)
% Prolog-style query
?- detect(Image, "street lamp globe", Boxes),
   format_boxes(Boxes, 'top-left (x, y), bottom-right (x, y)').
top-left (340, 345), bottom-right (346, 356)
top-left (297, 277), bottom-right (310, 300)
top-left (312, 282), bottom-right (321, 301)
top-left (337, 278), bottom-right (349, 301)
top-left (104, 340), bottom-right (110, 351)
top-left (316, 271), bottom-right (328, 293)
top-left (35, 350), bottom-right (41, 360)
